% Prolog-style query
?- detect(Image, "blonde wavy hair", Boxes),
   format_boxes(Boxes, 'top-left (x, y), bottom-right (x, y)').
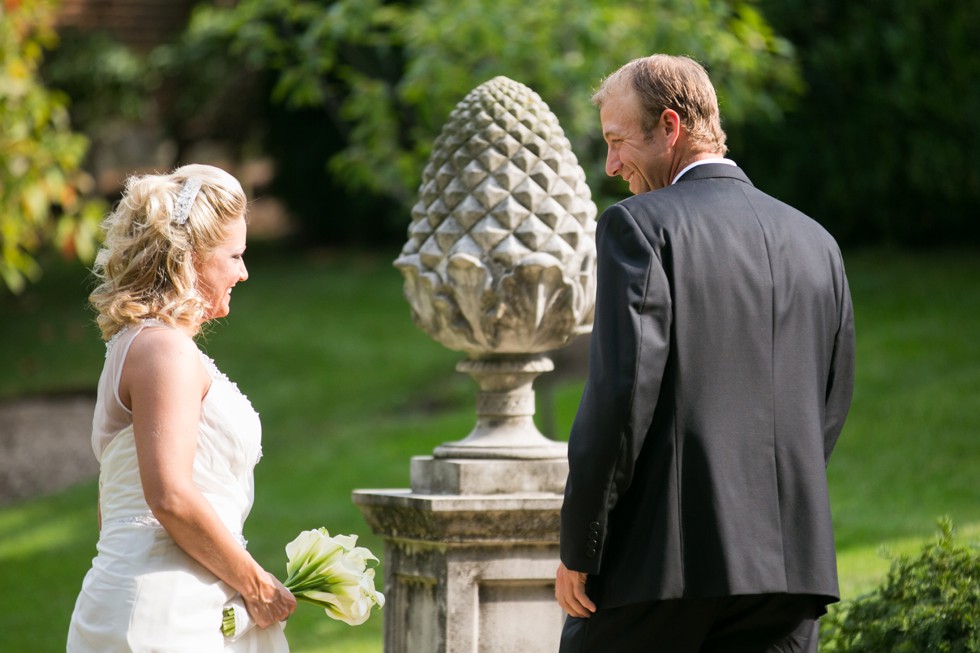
top-left (592, 54), bottom-right (728, 155)
top-left (89, 164), bottom-right (247, 340)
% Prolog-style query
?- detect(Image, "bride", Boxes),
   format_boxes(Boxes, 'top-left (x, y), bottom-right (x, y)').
top-left (67, 164), bottom-right (295, 651)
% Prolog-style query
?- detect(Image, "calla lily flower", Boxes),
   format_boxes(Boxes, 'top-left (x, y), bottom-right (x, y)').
top-left (221, 528), bottom-right (384, 637)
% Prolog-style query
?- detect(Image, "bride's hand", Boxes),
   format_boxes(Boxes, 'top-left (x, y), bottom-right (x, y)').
top-left (243, 572), bottom-right (297, 629)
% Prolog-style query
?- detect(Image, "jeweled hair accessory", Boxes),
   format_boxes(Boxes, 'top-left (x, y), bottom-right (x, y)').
top-left (173, 177), bottom-right (203, 225)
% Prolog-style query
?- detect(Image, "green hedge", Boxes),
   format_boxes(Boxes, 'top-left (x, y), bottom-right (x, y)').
top-left (822, 518), bottom-right (980, 652)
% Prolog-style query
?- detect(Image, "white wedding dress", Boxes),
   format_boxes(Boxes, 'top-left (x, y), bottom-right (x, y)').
top-left (67, 320), bottom-right (289, 652)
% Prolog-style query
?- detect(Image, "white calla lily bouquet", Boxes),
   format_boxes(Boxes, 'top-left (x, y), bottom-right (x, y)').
top-left (222, 528), bottom-right (385, 639)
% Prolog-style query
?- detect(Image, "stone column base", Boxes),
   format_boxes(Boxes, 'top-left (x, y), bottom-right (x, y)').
top-left (352, 489), bottom-right (566, 653)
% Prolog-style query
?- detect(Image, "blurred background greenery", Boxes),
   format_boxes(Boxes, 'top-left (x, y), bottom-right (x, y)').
top-left (2, 0), bottom-right (979, 651)
top-left (5, 0), bottom-right (980, 292)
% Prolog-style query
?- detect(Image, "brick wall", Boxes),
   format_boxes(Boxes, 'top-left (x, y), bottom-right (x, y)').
top-left (56, 0), bottom-right (201, 51)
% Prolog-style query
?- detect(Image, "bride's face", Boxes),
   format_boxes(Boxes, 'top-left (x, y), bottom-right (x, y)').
top-left (195, 215), bottom-right (248, 322)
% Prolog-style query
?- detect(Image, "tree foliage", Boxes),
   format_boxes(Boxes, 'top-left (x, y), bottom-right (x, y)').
top-left (821, 518), bottom-right (980, 652)
top-left (0, 0), bottom-right (104, 293)
top-left (732, 0), bottom-right (980, 245)
top-left (180, 0), bottom-right (801, 238)
top-left (41, 29), bottom-right (151, 134)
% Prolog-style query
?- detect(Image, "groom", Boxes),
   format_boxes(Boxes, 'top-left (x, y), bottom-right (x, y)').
top-left (555, 54), bottom-right (855, 652)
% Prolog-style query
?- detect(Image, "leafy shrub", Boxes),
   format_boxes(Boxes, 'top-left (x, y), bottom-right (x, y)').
top-left (821, 518), bottom-right (980, 652)
top-left (0, 0), bottom-right (105, 293)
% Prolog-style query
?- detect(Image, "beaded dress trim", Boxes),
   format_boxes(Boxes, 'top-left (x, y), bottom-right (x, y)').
top-left (102, 514), bottom-right (248, 548)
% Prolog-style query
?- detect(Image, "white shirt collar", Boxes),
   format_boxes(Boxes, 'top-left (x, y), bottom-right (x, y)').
top-left (671, 158), bottom-right (737, 185)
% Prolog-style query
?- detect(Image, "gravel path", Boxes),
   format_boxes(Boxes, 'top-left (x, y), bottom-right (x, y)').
top-left (0, 394), bottom-right (98, 507)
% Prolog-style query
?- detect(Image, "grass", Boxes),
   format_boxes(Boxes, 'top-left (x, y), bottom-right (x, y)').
top-left (1, 245), bottom-right (978, 651)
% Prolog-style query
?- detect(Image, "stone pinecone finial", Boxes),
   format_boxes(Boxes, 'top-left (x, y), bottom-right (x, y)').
top-left (395, 76), bottom-right (597, 355)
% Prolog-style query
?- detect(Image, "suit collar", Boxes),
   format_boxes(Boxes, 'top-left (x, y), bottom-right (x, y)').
top-left (675, 162), bottom-right (753, 187)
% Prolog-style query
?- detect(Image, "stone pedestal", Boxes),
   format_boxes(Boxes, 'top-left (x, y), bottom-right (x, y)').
top-left (358, 76), bottom-right (595, 653)
top-left (353, 455), bottom-right (567, 653)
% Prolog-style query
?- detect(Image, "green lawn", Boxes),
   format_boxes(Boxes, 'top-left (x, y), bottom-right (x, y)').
top-left (1, 245), bottom-right (978, 651)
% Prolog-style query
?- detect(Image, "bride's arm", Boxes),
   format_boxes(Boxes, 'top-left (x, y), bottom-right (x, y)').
top-left (121, 327), bottom-right (296, 629)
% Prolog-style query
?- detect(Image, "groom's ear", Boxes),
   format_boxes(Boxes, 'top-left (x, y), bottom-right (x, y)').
top-left (659, 109), bottom-right (683, 147)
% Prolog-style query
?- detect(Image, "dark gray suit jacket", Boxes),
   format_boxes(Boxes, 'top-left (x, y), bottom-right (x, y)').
top-left (560, 163), bottom-right (855, 609)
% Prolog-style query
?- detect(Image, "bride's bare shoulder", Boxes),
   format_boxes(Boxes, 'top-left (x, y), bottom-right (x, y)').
top-left (124, 325), bottom-right (205, 385)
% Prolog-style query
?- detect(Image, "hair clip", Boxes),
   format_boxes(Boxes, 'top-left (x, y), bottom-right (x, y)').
top-left (173, 178), bottom-right (203, 225)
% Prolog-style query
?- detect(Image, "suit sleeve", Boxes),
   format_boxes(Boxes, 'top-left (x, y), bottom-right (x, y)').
top-left (822, 253), bottom-right (855, 463)
top-left (560, 204), bottom-right (672, 575)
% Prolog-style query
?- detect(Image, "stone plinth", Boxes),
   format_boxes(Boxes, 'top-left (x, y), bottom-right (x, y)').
top-left (352, 483), bottom-right (566, 653)
top-left (410, 456), bottom-right (567, 495)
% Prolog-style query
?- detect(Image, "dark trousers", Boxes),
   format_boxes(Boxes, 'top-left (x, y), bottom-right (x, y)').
top-left (560, 594), bottom-right (821, 653)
